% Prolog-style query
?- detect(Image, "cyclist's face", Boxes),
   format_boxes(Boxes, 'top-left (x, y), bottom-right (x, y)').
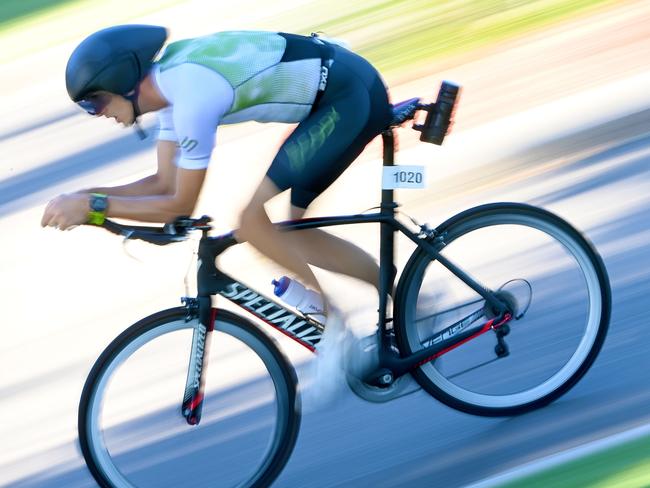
top-left (98, 94), bottom-right (135, 127)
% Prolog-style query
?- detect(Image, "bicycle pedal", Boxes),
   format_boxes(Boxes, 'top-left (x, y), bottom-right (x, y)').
top-left (494, 340), bottom-right (509, 358)
top-left (348, 369), bottom-right (421, 403)
top-left (497, 324), bottom-right (510, 337)
top-left (364, 368), bottom-right (394, 387)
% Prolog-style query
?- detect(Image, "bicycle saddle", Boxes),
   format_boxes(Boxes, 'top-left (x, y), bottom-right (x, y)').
top-left (389, 97), bottom-right (421, 127)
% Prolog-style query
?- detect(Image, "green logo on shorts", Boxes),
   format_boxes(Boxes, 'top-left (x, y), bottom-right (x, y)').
top-left (283, 107), bottom-right (341, 172)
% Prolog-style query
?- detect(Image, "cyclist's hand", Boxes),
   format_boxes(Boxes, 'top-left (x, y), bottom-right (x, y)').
top-left (41, 193), bottom-right (89, 230)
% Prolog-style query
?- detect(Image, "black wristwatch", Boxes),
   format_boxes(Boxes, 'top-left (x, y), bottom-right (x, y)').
top-left (88, 193), bottom-right (108, 225)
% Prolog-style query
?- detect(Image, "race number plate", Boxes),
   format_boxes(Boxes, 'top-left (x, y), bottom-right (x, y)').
top-left (382, 165), bottom-right (426, 189)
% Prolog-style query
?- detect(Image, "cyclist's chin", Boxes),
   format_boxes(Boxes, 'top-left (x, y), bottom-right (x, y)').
top-left (117, 118), bottom-right (134, 128)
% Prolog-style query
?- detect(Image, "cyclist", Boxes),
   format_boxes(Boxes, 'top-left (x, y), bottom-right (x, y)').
top-left (41, 25), bottom-right (392, 393)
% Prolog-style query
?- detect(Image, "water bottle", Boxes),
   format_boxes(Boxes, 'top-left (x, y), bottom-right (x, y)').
top-left (416, 80), bottom-right (461, 145)
top-left (272, 276), bottom-right (326, 324)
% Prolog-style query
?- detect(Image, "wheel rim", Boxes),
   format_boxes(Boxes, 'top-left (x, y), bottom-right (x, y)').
top-left (403, 212), bottom-right (604, 409)
top-left (84, 316), bottom-right (292, 488)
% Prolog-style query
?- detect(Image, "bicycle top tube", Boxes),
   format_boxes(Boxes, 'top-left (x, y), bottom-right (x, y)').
top-left (93, 211), bottom-right (406, 246)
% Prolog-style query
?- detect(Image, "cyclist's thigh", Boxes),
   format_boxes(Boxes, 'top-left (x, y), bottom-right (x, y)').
top-left (266, 46), bottom-right (392, 209)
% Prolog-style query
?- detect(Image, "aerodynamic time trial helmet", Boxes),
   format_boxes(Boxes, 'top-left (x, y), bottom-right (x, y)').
top-left (65, 24), bottom-right (168, 116)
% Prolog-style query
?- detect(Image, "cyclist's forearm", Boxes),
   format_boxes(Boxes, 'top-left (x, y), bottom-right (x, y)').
top-left (105, 195), bottom-right (193, 223)
top-left (85, 174), bottom-right (170, 197)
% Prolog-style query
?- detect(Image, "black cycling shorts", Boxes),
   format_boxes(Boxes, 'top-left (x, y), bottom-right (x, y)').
top-left (266, 43), bottom-right (392, 209)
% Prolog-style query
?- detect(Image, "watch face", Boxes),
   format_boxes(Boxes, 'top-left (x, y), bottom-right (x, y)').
top-left (90, 195), bottom-right (108, 212)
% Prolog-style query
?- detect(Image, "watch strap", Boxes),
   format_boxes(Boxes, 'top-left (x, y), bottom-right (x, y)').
top-left (88, 193), bottom-right (108, 225)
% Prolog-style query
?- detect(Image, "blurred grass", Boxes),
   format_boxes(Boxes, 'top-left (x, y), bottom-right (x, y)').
top-left (0, 0), bottom-right (77, 29)
top-left (0, 0), bottom-right (183, 63)
top-left (254, 0), bottom-right (620, 79)
top-left (500, 433), bottom-right (650, 488)
top-left (1, 0), bottom-right (622, 70)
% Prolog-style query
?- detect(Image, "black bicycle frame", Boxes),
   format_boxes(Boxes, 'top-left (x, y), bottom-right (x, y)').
top-left (193, 129), bottom-right (508, 368)
top-left (180, 129), bottom-right (511, 423)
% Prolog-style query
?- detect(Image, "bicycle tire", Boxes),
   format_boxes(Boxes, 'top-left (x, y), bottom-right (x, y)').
top-left (394, 203), bottom-right (611, 416)
top-left (78, 307), bottom-right (300, 488)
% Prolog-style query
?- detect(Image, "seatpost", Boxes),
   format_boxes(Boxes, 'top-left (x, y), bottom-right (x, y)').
top-left (378, 130), bottom-right (397, 351)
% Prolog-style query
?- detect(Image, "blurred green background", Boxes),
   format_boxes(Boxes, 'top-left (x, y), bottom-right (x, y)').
top-left (0, 0), bottom-right (618, 75)
top-left (502, 433), bottom-right (650, 488)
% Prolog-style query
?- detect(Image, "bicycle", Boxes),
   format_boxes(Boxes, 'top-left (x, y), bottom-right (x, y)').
top-left (77, 82), bottom-right (611, 488)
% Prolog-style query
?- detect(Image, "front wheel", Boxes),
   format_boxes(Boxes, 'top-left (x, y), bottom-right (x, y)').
top-left (79, 307), bottom-right (300, 488)
top-left (394, 203), bottom-right (611, 416)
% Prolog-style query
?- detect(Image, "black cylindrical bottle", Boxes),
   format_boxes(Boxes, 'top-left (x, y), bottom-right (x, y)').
top-left (420, 81), bottom-right (460, 145)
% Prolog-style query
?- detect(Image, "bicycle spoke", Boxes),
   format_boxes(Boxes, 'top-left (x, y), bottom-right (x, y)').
top-left (446, 356), bottom-right (503, 380)
top-left (79, 309), bottom-right (299, 488)
top-left (419, 307), bottom-right (485, 348)
top-left (414, 297), bottom-right (484, 323)
top-left (396, 204), bottom-right (609, 415)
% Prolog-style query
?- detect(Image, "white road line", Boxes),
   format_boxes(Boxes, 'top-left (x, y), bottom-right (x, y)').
top-left (465, 422), bottom-right (650, 488)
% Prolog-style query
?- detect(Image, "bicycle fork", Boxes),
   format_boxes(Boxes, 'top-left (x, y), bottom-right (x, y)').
top-left (181, 296), bottom-right (214, 426)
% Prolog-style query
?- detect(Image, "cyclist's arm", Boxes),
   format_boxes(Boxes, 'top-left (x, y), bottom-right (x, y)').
top-left (41, 140), bottom-right (204, 227)
top-left (101, 164), bottom-right (206, 223)
top-left (84, 140), bottom-right (179, 197)
top-left (81, 139), bottom-right (202, 223)
top-left (86, 65), bottom-right (231, 223)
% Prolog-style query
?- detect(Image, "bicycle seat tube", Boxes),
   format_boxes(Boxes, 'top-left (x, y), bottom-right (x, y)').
top-left (377, 129), bottom-right (398, 353)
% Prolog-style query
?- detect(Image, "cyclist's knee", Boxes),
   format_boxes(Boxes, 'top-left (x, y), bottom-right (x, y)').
top-left (290, 204), bottom-right (307, 220)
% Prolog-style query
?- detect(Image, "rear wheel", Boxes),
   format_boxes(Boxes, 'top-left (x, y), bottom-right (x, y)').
top-left (394, 203), bottom-right (610, 416)
top-left (79, 307), bottom-right (300, 487)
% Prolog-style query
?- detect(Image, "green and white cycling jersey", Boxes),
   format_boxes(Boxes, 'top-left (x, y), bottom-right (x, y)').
top-left (153, 31), bottom-right (323, 170)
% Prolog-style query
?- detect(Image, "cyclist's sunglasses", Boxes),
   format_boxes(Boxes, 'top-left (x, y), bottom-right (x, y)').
top-left (77, 93), bottom-right (112, 116)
